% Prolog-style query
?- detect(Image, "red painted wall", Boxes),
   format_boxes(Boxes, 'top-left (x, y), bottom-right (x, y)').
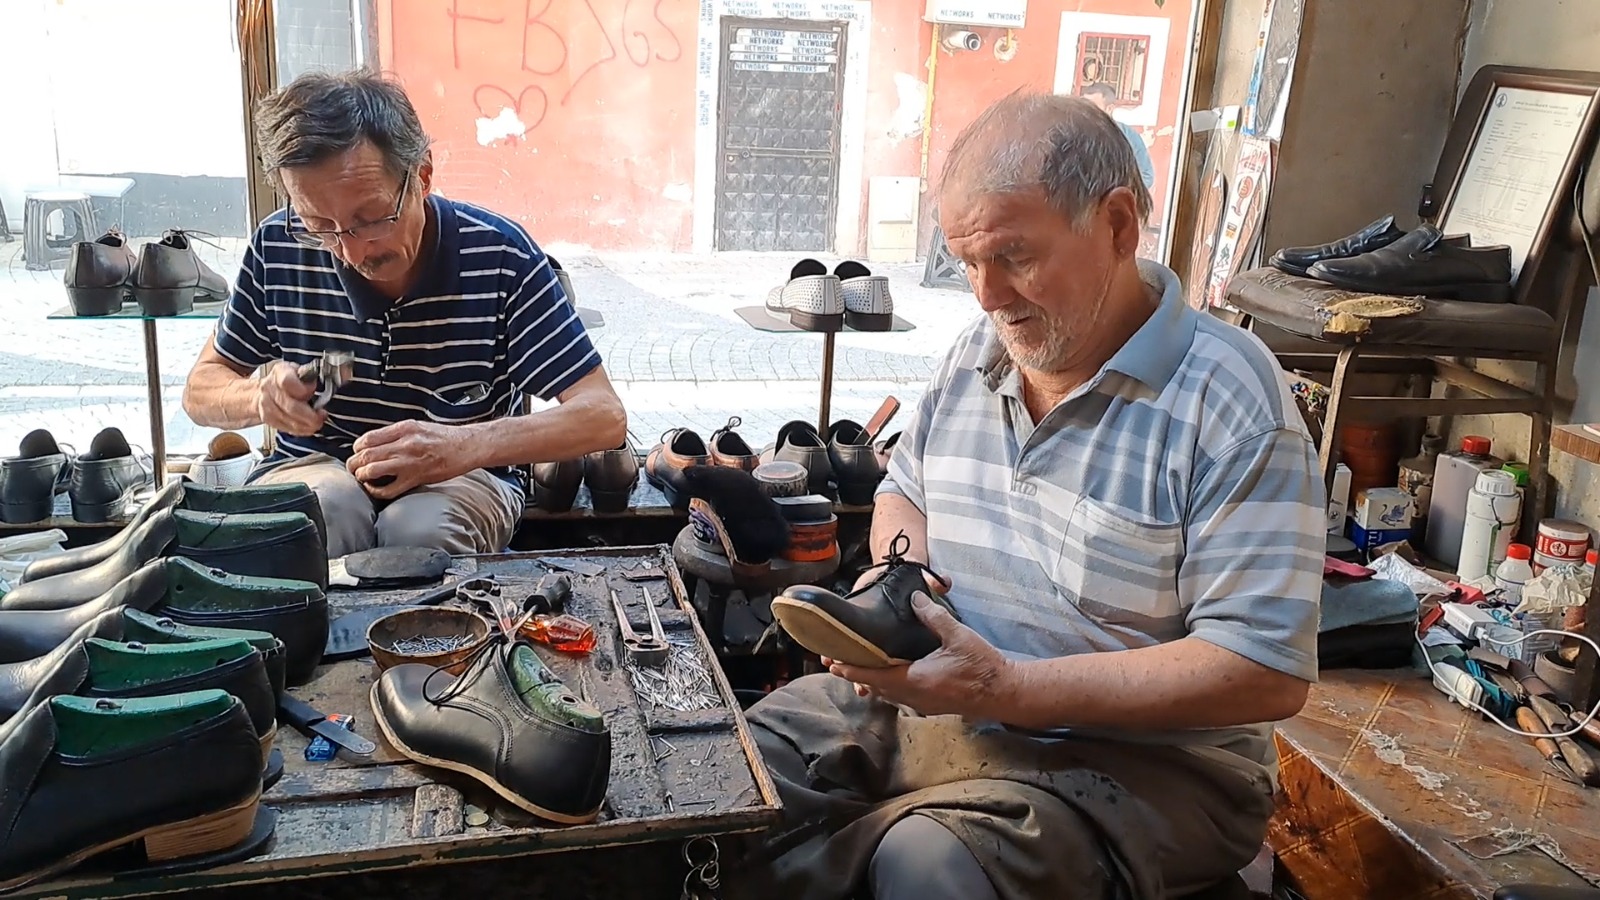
top-left (381, 0), bottom-right (1193, 254)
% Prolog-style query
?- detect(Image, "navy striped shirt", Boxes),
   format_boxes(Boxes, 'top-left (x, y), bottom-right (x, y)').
top-left (213, 194), bottom-right (600, 489)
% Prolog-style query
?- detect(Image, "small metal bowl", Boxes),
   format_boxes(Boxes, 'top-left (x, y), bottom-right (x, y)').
top-left (367, 607), bottom-right (491, 676)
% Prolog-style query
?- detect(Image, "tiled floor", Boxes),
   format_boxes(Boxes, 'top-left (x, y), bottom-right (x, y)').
top-left (1274, 669), bottom-right (1600, 897)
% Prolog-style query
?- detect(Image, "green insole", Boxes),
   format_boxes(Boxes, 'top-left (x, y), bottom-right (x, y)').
top-left (122, 608), bottom-right (280, 652)
top-left (173, 509), bottom-right (308, 550)
top-left (84, 638), bottom-right (254, 692)
top-left (163, 556), bottom-right (321, 613)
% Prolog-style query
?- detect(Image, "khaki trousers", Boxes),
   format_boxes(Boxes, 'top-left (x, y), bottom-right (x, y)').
top-left (250, 453), bottom-right (522, 559)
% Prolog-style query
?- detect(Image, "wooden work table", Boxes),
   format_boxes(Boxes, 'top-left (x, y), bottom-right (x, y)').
top-left (1272, 668), bottom-right (1600, 898)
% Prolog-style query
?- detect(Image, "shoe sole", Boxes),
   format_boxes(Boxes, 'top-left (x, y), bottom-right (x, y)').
top-left (369, 683), bottom-right (602, 826)
top-left (259, 726), bottom-right (276, 768)
top-left (769, 597), bottom-right (907, 669)
top-left (844, 310), bottom-right (893, 332)
top-left (0, 791), bottom-right (260, 892)
top-left (1309, 270), bottom-right (1513, 303)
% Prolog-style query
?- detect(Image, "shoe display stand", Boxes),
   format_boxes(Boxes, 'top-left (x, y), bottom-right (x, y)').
top-left (733, 307), bottom-right (916, 434)
top-left (47, 303), bottom-right (223, 493)
top-left (11, 545), bottom-right (778, 900)
top-left (517, 465), bottom-right (877, 524)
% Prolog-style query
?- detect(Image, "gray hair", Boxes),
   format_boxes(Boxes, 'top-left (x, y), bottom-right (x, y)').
top-left (254, 69), bottom-right (431, 185)
top-left (939, 91), bottom-right (1153, 227)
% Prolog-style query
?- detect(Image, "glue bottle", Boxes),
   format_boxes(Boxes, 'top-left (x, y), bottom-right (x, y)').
top-left (1494, 543), bottom-right (1535, 608)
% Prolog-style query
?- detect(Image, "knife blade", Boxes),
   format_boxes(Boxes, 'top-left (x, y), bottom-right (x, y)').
top-left (277, 694), bottom-right (376, 756)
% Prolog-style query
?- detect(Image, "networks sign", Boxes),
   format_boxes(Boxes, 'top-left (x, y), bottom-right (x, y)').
top-left (923, 0), bottom-right (1026, 28)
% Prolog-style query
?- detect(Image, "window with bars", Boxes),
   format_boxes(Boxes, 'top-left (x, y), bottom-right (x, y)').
top-left (1075, 32), bottom-right (1151, 106)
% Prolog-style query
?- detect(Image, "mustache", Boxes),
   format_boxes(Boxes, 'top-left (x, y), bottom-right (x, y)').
top-left (991, 305), bottom-right (1040, 325)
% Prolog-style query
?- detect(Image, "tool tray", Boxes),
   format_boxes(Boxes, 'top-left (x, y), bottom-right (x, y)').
top-left (18, 545), bottom-right (781, 899)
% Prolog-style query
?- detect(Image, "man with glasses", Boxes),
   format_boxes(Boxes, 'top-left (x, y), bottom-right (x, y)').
top-left (182, 70), bottom-right (626, 557)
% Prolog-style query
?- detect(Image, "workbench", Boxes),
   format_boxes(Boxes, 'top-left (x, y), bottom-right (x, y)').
top-left (12, 545), bottom-right (781, 900)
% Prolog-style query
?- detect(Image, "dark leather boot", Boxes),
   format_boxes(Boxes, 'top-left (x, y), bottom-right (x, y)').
top-left (0, 430), bottom-right (73, 524)
top-left (644, 428), bottom-right (710, 509)
top-left (763, 420), bottom-right (833, 497)
top-left (69, 427), bottom-right (152, 523)
top-left (582, 441), bottom-right (639, 514)
top-left (63, 229), bottom-right (138, 316)
top-left (173, 509), bottom-right (327, 591)
top-left (1269, 215), bottom-right (1406, 277)
top-left (827, 420), bottom-right (884, 506)
top-left (153, 557), bottom-right (327, 687)
top-left (1307, 224), bottom-right (1514, 301)
top-left (531, 459), bottom-right (583, 513)
top-left (0, 508), bottom-right (177, 610)
top-left (709, 417), bottom-right (759, 472)
top-left (20, 480), bottom-right (183, 583)
top-left (371, 639), bottom-right (610, 824)
top-left (130, 229), bottom-right (230, 316)
top-left (771, 532), bottom-right (954, 667)
top-left (0, 690), bottom-right (263, 892)
top-left (0, 559), bottom-right (171, 663)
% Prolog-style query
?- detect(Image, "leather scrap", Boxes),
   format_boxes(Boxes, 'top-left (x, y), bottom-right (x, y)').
top-left (1321, 294), bottom-right (1426, 336)
top-left (342, 546), bottom-right (450, 587)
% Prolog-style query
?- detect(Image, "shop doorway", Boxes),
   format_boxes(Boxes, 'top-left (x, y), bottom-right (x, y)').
top-left (713, 17), bottom-right (847, 252)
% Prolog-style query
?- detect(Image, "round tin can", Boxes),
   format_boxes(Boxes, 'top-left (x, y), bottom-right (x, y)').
top-left (1534, 518), bottom-right (1591, 570)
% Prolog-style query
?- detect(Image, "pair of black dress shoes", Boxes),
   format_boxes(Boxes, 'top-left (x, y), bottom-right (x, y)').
top-left (530, 441), bottom-right (640, 514)
top-left (1269, 215), bottom-right (1514, 302)
top-left (64, 228), bottom-right (230, 317)
top-left (0, 427), bottom-right (151, 524)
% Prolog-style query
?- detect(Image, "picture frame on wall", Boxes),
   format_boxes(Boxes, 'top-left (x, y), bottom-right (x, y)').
top-left (1433, 68), bottom-right (1600, 295)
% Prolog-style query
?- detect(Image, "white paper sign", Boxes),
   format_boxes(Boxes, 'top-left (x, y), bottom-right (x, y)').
top-left (924, 0), bottom-right (1026, 28)
top-left (1440, 86), bottom-right (1593, 280)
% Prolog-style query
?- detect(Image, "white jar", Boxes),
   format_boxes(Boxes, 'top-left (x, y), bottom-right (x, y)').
top-left (1458, 469), bottom-right (1522, 581)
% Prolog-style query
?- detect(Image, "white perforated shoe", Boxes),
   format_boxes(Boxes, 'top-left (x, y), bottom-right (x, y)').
top-left (835, 261), bottom-right (894, 331)
top-left (766, 259), bottom-right (844, 331)
top-left (189, 432), bottom-right (258, 487)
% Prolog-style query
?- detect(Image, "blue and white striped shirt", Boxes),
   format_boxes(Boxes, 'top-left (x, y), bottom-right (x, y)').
top-left (213, 194), bottom-right (600, 489)
top-left (880, 260), bottom-right (1324, 785)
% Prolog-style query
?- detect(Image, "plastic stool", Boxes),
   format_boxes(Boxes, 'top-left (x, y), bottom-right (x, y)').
top-left (23, 190), bottom-right (97, 271)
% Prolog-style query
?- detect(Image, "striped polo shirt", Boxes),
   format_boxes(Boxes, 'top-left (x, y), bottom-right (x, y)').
top-left (879, 260), bottom-right (1324, 785)
top-left (213, 193), bottom-right (600, 490)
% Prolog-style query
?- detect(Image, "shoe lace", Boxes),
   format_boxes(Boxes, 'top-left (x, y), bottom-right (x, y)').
top-left (859, 530), bottom-right (945, 590)
top-left (710, 416), bottom-right (742, 443)
top-left (421, 630), bottom-right (511, 707)
top-left (165, 228), bottom-right (226, 253)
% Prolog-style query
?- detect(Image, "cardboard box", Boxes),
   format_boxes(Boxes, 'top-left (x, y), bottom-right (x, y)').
top-left (1327, 464), bottom-right (1351, 534)
top-left (1353, 487), bottom-right (1414, 531)
top-left (1349, 521), bottom-right (1411, 554)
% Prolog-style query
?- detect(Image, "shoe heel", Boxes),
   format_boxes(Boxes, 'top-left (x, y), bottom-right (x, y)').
top-left (66, 285), bottom-right (127, 317)
top-left (531, 482), bottom-right (576, 513)
top-left (589, 485), bottom-right (633, 514)
top-left (0, 498), bottom-right (54, 524)
top-left (132, 286), bottom-right (195, 317)
top-left (836, 480), bottom-right (879, 507)
top-left (790, 310), bottom-right (844, 332)
top-left (144, 793), bottom-right (259, 862)
top-left (259, 727), bottom-right (276, 768)
top-left (845, 310), bottom-right (893, 332)
top-left (71, 495), bottom-right (128, 523)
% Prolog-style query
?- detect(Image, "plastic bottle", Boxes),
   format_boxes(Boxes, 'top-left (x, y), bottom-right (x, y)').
top-left (1458, 469), bottom-right (1522, 580)
top-left (1426, 435), bottom-right (1504, 569)
top-left (1398, 433), bottom-right (1444, 543)
top-left (1494, 543), bottom-right (1535, 608)
top-left (1588, 549), bottom-right (1598, 579)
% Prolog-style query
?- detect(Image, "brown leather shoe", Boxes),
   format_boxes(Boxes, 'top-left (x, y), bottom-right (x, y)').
top-left (644, 429), bottom-right (709, 509)
top-left (63, 230), bottom-right (136, 316)
top-left (709, 417), bottom-right (759, 472)
top-left (582, 441), bottom-right (639, 514)
top-left (531, 459), bottom-right (583, 513)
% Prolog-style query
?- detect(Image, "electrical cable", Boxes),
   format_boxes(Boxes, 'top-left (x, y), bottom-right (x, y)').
top-left (1417, 628), bottom-right (1600, 739)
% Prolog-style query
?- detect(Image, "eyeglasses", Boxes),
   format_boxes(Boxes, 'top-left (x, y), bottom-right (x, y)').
top-left (286, 171), bottom-right (411, 249)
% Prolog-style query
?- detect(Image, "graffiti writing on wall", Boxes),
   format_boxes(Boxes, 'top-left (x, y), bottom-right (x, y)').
top-left (447, 0), bottom-right (683, 135)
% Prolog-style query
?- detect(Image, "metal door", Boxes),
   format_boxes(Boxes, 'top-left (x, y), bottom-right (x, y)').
top-left (714, 17), bottom-right (847, 252)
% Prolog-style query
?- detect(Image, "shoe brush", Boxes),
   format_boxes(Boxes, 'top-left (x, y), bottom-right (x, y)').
top-left (680, 466), bottom-right (792, 563)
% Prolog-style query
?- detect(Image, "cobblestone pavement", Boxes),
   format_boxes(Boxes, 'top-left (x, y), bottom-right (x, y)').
top-left (0, 238), bottom-right (980, 458)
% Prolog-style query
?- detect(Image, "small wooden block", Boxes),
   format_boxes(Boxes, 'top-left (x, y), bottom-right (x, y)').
top-left (411, 783), bottom-right (466, 838)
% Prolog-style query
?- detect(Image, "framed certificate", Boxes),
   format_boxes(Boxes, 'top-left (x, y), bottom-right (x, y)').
top-left (1436, 72), bottom-right (1600, 287)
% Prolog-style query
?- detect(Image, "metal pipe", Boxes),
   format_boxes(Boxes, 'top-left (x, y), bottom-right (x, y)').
top-left (919, 23), bottom-right (942, 190)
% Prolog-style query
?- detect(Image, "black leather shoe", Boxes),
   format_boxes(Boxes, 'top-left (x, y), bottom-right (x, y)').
top-left (70, 427), bottom-right (152, 523)
top-left (173, 509), bottom-right (328, 591)
top-left (22, 480), bottom-right (323, 584)
top-left (0, 559), bottom-right (171, 662)
top-left (121, 607), bottom-right (288, 698)
top-left (372, 640), bottom-right (610, 824)
top-left (531, 459), bottom-right (583, 513)
top-left (130, 229), bottom-right (229, 316)
top-left (0, 609), bottom-right (125, 722)
top-left (0, 508), bottom-right (177, 611)
top-left (0, 690), bottom-right (263, 892)
top-left (1269, 215), bottom-right (1406, 277)
top-left (771, 532), bottom-right (954, 667)
top-left (583, 440), bottom-right (639, 514)
top-left (1307, 224), bottom-right (1514, 301)
top-left (64, 229), bottom-right (137, 316)
top-left (644, 428), bottom-right (710, 509)
top-left (153, 556), bottom-right (327, 687)
top-left (763, 420), bottom-right (833, 497)
top-left (827, 420), bottom-right (884, 506)
top-left (0, 430), bottom-right (73, 524)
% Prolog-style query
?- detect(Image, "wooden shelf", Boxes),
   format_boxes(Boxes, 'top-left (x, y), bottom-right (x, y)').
top-left (1552, 423), bottom-right (1600, 466)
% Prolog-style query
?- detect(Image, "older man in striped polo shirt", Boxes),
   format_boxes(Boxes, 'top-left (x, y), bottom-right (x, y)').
top-left (739, 94), bottom-right (1325, 899)
top-left (182, 71), bottom-right (625, 557)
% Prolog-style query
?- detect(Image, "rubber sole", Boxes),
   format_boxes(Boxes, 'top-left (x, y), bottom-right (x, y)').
top-left (790, 310), bottom-right (844, 332)
top-left (130, 286), bottom-right (195, 317)
top-left (588, 485), bottom-right (634, 514)
top-left (66, 285), bottom-right (127, 316)
top-left (845, 310), bottom-right (893, 332)
top-left (0, 791), bottom-right (260, 892)
top-left (769, 596), bottom-right (905, 669)
top-left (0, 498), bottom-right (53, 525)
top-left (1309, 270), bottom-right (1513, 303)
top-left (370, 683), bottom-right (602, 826)
top-left (71, 493), bottom-right (129, 524)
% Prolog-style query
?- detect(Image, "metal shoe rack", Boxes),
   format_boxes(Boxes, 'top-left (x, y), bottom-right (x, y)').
top-left (732, 307), bottom-right (916, 433)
